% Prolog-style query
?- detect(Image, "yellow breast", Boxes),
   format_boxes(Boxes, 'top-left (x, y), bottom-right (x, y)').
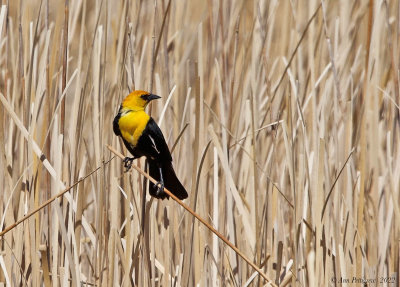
top-left (118, 110), bottom-right (150, 146)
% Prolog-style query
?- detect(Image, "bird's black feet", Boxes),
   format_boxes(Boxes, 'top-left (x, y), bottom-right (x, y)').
top-left (123, 157), bottom-right (135, 172)
top-left (155, 181), bottom-right (165, 197)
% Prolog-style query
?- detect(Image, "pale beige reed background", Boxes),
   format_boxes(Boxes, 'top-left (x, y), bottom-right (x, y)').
top-left (0, 0), bottom-right (399, 286)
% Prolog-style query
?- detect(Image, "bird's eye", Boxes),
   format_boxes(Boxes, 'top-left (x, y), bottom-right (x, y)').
top-left (141, 94), bottom-right (152, 101)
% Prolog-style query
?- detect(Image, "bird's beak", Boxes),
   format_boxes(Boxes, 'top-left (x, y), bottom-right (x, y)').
top-left (146, 94), bottom-right (161, 101)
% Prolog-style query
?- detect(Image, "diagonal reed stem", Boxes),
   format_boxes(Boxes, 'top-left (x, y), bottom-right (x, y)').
top-left (0, 144), bottom-right (276, 285)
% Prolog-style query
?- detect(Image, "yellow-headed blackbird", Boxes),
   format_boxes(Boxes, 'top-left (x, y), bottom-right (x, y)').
top-left (113, 90), bottom-right (188, 200)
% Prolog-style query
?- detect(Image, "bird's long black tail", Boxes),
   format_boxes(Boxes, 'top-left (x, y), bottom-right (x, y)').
top-left (148, 161), bottom-right (188, 200)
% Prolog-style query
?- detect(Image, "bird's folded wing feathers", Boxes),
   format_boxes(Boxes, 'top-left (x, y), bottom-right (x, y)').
top-left (138, 118), bottom-right (172, 162)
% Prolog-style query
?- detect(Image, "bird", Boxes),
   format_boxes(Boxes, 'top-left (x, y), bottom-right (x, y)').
top-left (113, 90), bottom-right (188, 200)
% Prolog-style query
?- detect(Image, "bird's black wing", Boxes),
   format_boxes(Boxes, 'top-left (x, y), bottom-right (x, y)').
top-left (137, 118), bottom-right (188, 200)
top-left (136, 117), bottom-right (172, 163)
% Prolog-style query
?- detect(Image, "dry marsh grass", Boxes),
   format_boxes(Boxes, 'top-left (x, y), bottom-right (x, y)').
top-left (0, 0), bottom-right (399, 286)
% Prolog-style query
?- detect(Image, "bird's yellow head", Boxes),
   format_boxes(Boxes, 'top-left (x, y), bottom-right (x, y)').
top-left (121, 90), bottom-right (161, 110)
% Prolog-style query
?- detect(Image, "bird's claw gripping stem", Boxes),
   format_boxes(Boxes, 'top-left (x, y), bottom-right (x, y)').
top-left (155, 181), bottom-right (165, 196)
top-left (155, 166), bottom-right (165, 196)
top-left (123, 157), bottom-right (135, 172)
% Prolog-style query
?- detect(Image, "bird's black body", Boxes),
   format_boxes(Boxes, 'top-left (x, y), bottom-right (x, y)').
top-left (113, 107), bottom-right (188, 200)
